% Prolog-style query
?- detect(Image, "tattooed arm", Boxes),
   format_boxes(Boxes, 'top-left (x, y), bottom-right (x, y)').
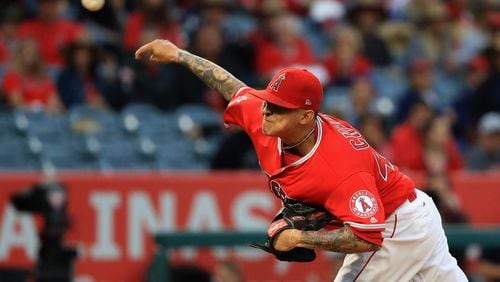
top-left (135, 39), bottom-right (245, 101)
top-left (176, 51), bottom-right (244, 101)
top-left (275, 227), bottom-right (380, 254)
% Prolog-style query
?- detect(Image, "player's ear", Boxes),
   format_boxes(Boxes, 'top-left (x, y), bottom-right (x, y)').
top-left (300, 110), bottom-right (315, 124)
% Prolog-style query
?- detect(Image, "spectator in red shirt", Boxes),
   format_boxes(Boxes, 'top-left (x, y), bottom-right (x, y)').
top-left (390, 99), bottom-right (463, 173)
top-left (422, 115), bottom-right (464, 174)
top-left (252, 5), bottom-right (322, 83)
top-left (1, 38), bottom-right (63, 113)
top-left (17, 0), bottom-right (85, 68)
top-left (322, 26), bottom-right (372, 87)
top-left (123, 0), bottom-right (184, 52)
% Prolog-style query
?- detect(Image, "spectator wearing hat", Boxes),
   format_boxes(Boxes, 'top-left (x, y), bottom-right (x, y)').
top-left (466, 112), bottom-right (500, 171)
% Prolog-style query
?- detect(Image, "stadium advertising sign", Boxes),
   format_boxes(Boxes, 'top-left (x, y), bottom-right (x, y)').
top-left (0, 172), bottom-right (333, 281)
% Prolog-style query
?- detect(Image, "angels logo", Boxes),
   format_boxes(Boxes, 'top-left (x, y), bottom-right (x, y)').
top-left (270, 180), bottom-right (287, 202)
top-left (349, 190), bottom-right (378, 218)
top-left (269, 74), bottom-right (286, 92)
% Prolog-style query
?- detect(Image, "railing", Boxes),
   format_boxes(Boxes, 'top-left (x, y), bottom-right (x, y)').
top-left (148, 226), bottom-right (500, 282)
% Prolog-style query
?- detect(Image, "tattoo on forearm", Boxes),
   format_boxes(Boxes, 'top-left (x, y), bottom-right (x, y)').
top-left (300, 227), bottom-right (380, 253)
top-left (178, 51), bottom-right (245, 101)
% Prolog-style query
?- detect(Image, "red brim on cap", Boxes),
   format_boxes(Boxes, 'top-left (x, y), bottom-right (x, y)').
top-left (248, 89), bottom-right (299, 109)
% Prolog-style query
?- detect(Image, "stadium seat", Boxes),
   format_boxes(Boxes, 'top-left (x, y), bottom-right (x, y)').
top-left (121, 103), bottom-right (163, 134)
top-left (155, 138), bottom-right (208, 170)
top-left (68, 105), bottom-right (124, 142)
top-left (97, 138), bottom-right (154, 170)
top-left (0, 137), bottom-right (37, 170)
top-left (0, 107), bottom-right (13, 139)
top-left (121, 103), bottom-right (180, 138)
top-left (175, 104), bottom-right (222, 137)
top-left (40, 137), bottom-right (97, 170)
top-left (12, 110), bottom-right (70, 144)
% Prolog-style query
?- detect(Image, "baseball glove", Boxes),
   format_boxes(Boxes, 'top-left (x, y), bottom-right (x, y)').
top-left (248, 200), bottom-right (333, 262)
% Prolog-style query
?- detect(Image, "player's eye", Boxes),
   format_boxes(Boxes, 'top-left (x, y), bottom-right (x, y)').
top-left (265, 102), bottom-right (294, 115)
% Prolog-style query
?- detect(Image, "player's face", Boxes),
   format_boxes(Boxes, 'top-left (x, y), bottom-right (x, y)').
top-left (261, 101), bottom-right (301, 136)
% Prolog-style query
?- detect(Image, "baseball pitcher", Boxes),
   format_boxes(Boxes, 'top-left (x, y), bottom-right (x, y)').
top-left (135, 39), bottom-right (468, 282)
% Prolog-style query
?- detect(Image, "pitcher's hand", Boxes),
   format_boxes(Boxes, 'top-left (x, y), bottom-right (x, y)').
top-left (273, 229), bottom-right (301, 251)
top-left (135, 39), bottom-right (180, 64)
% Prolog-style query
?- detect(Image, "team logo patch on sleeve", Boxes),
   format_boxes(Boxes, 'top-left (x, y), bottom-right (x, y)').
top-left (349, 190), bottom-right (378, 218)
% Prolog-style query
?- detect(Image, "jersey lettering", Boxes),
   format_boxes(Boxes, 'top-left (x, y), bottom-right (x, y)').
top-left (372, 149), bottom-right (395, 181)
top-left (337, 127), bottom-right (362, 138)
top-left (269, 74), bottom-right (286, 92)
top-left (324, 116), bottom-right (370, 151)
top-left (350, 138), bottom-right (370, 150)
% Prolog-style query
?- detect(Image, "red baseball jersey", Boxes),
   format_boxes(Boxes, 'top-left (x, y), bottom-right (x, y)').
top-left (224, 87), bottom-right (415, 245)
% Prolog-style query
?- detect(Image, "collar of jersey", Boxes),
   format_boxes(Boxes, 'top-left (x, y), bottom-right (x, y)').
top-left (271, 116), bottom-right (323, 175)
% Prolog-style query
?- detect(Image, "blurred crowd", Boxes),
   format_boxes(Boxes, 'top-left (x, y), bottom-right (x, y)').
top-left (1, 0), bottom-right (499, 174)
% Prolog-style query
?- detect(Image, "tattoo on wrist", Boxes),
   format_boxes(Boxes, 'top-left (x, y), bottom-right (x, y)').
top-left (178, 51), bottom-right (244, 101)
top-left (299, 227), bottom-right (380, 253)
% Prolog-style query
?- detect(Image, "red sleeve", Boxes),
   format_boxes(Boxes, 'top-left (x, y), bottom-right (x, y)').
top-left (324, 172), bottom-right (386, 246)
top-left (223, 86), bottom-right (263, 135)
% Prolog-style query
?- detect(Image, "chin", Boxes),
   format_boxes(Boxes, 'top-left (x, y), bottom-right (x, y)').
top-left (261, 127), bottom-right (271, 136)
top-left (261, 126), bottom-right (277, 136)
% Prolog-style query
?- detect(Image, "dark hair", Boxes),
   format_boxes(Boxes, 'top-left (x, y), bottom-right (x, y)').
top-left (62, 42), bottom-right (99, 76)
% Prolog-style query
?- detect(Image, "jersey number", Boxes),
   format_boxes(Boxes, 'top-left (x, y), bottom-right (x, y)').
top-left (372, 149), bottom-right (394, 181)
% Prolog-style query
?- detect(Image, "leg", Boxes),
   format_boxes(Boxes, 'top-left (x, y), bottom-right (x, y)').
top-left (335, 190), bottom-right (467, 282)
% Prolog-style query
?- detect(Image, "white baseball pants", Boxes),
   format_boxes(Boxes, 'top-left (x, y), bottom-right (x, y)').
top-left (335, 189), bottom-right (468, 282)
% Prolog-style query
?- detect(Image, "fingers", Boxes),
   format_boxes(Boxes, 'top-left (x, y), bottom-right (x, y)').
top-left (149, 54), bottom-right (159, 62)
top-left (135, 42), bottom-right (153, 60)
